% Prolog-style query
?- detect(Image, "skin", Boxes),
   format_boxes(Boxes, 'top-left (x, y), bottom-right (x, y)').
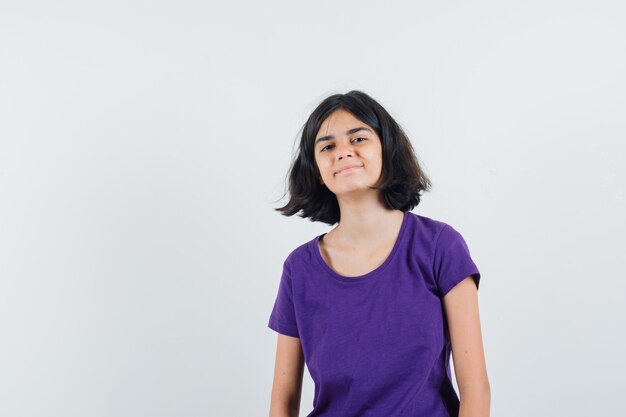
top-left (269, 109), bottom-right (490, 416)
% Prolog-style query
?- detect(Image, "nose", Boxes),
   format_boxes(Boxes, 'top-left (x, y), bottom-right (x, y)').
top-left (334, 141), bottom-right (355, 160)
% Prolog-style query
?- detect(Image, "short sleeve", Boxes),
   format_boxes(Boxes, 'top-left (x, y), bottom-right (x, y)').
top-left (267, 259), bottom-right (300, 338)
top-left (432, 224), bottom-right (481, 298)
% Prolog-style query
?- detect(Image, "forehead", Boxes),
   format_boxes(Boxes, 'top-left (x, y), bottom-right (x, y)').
top-left (317, 109), bottom-right (362, 132)
top-left (314, 109), bottom-right (374, 143)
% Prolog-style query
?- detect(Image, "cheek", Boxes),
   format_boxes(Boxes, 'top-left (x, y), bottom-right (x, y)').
top-left (313, 156), bottom-right (322, 170)
top-left (317, 157), bottom-right (331, 171)
top-left (316, 161), bottom-right (329, 178)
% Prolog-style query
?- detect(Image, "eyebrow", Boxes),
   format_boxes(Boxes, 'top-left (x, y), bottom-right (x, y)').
top-left (314, 127), bottom-right (373, 146)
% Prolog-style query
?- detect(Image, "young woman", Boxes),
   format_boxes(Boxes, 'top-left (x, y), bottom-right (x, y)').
top-left (267, 90), bottom-right (490, 417)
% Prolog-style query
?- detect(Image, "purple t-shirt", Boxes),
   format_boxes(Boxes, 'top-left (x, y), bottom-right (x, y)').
top-left (268, 211), bottom-right (481, 417)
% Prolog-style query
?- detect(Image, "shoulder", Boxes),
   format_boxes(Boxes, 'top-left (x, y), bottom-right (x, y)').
top-left (405, 211), bottom-right (452, 241)
top-left (404, 212), bottom-right (474, 256)
top-left (281, 235), bottom-right (319, 272)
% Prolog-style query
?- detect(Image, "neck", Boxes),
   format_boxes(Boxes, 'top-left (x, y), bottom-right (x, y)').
top-left (332, 198), bottom-right (404, 245)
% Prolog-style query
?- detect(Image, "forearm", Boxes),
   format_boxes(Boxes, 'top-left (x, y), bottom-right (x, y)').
top-left (458, 385), bottom-right (491, 417)
top-left (269, 400), bottom-right (300, 417)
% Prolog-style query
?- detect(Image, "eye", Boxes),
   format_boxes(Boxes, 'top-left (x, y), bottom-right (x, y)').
top-left (320, 137), bottom-right (367, 152)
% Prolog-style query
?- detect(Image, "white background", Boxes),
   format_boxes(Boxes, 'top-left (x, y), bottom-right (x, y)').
top-left (1, 1), bottom-right (624, 416)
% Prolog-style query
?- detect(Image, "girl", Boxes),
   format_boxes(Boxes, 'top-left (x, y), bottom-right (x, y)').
top-left (267, 90), bottom-right (490, 417)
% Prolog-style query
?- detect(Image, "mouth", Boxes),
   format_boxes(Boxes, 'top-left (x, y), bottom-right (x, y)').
top-left (335, 165), bottom-right (363, 175)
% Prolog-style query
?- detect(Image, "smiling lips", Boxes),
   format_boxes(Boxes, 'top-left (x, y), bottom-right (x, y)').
top-left (335, 164), bottom-right (363, 174)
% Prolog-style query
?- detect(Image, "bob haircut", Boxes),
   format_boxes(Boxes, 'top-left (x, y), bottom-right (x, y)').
top-left (275, 90), bottom-right (432, 226)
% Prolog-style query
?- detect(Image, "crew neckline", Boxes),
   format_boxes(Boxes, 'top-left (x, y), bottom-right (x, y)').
top-left (311, 211), bottom-right (410, 283)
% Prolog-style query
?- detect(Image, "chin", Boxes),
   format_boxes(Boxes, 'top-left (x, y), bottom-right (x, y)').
top-left (333, 183), bottom-right (373, 194)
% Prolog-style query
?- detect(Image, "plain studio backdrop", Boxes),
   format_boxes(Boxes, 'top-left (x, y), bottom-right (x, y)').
top-left (1, 1), bottom-right (624, 416)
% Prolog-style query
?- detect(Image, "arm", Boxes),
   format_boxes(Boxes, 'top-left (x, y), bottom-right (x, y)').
top-left (269, 334), bottom-right (305, 417)
top-left (442, 276), bottom-right (491, 417)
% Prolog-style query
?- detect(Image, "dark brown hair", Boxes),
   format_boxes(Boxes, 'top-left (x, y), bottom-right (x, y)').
top-left (274, 90), bottom-right (432, 226)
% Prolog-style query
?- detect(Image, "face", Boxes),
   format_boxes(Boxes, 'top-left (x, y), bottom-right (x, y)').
top-left (313, 109), bottom-right (383, 196)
